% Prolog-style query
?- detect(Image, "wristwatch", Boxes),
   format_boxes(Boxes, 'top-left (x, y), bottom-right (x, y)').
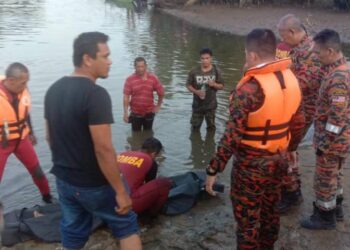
top-left (206, 166), bottom-right (218, 176)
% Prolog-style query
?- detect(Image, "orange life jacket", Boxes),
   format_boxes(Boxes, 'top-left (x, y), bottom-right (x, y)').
top-left (237, 58), bottom-right (301, 153)
top-left (0, 79), bottom-right (31, 144)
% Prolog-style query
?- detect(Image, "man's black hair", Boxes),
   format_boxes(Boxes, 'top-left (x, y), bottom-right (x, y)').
top-left (73, 32), bottom-right (109, 67)
top-left (141, 137), bottom-right (163, 155)
top-left (134, 57), bottom-right (147, 66)
top-left (200, 48), bottom-right (213, 56)
top-left (313, 29), bottom-right (342, 52)
top-left (5, 62), bottom-right (29, 78)
top-left (246, 28), bottom-right (277, 58)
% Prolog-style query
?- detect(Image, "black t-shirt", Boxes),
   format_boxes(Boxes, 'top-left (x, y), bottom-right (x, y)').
top-left (44, 76), bottom-right (114, 187)
top-left (186, 65), bottom-right (224, 112)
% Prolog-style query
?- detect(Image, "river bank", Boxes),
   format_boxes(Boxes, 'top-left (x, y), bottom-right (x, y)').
top-left (2, 146), bottom-right (350, 249)
top-left (162, 5), bottom-right (350, 43)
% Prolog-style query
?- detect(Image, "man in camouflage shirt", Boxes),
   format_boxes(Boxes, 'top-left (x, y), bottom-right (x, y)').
top-left (301, 29), bottom-right (350, 230)
top-left (277, 14), bottom-right (326, 213)
top-left (206, 29), bottom-right (305, 250)
top-left (186, 48), bottom-right (224, 131)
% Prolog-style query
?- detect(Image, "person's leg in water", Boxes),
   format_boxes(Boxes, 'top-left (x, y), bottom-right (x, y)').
top-left (143, 112), bottom-right (155, 131)
top-left (191, 111), bottom-right (204, 131)
top-left (130, 113), bottom-right (143, 131)
top-left (204, 109), bottom-right (216, 131)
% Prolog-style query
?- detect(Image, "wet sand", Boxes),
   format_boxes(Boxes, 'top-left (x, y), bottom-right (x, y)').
top-left (163, 5), bottom-right (350, 42)
top-left (2, 146), bottom-right (350, 249)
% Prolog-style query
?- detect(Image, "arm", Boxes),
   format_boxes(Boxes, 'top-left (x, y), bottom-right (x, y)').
top-left (45, 119), bottom-right (50, 146)
top-left (27, 114), bottom-right (37, 145)
top-left (208, 81), bottom-right (224, 90)
top-left (208, 66), bottom-right (224, 90)
top-left (145, 161), bottom-right (158, 183)
top-left (288, 104), bottom-right (306, 152)
top-left (90, 124), bottom-right (131, 214)
top-left (186, 70), bottom-right (205, 99)
top-left (154, 78), bottom-right (164, 113)
top-left (206, 81), bottom-right (261, 195)
top-left (186, 83), bottom-right (206, 100)
top-left (123, 94), bottom-right (130, 123)
top-left (154, 95), bottom-right (163, 113)
top-left (318, 80), bottom-right (349, 154)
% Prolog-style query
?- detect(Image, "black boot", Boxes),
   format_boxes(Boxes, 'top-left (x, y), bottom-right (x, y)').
top-left (300, 202), bottom-right (336, 230)
top-left (336, 197), bottom-right (344, 222)
top-left (277, 189), bottom-right (303, 214)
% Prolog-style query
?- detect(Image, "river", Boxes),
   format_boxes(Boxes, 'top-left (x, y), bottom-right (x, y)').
top-left (0, 0), bottom-right (245, 212)
top-left (0, 0), bottom-right (349, 213)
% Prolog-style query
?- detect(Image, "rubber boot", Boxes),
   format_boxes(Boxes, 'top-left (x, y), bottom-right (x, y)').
top-left (300, 202), bottom-right (336, 230)
top-left (277, 189), bottom-right (303, 214)
top-left (336, 197), bottom-right (344, 222)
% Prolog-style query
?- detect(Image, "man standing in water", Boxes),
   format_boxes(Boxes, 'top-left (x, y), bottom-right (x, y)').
top-left (301, 29), bottom-right (350, 229)
top-left (123, 57), bottom-right (164, 131)
top-left (277, 14), bottom-right (325, 213)
top-left (206, 29), bottom-right (305, 249)
top-left (186, 48), bottom-right (224, 131)
top-left (0, 63), bottom-right (52, 203)
top-left (45, 32), bottom-right (142, 250)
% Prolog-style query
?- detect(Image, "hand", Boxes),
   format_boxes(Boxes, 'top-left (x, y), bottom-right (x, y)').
top-left (287, 151), bottom-right (298, 173)
top-left (208, 80), bottom-right (216, 88)
top-left (115, 192), bottom-right (132, 215)
top-left (205, 175), bottom-right (217, 196)
top-left (123, 113), bottom-right (129, 123)
top-left (197, 90), bottom-right (206, 100)
top-left (29, 134), bottom-right (38, 146)
top-left (153, 105), bottom-right (161, 113)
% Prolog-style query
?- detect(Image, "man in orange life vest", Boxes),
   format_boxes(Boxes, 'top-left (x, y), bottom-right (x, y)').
top-left (206, 29), bottom-right (305, 249)
top-left (117, 137), bottom-right (171, 215)
top-left (0, 63), bottom-right (52, 203)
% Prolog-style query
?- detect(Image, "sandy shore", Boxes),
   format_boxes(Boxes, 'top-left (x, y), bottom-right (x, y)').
top-left (2, 146), bottom-right (350, 250)
top-left (163, 5), bottom-right (350, 43)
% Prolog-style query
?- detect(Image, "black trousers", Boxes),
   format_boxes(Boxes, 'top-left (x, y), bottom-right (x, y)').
top-left (129, 112), bottom-right (155, 131)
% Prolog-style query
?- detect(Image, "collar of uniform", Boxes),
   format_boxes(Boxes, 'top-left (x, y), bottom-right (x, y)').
top-left (290, 35), bottom-right (312, 55)
top-left (325, 57), bottom-right (348, 73)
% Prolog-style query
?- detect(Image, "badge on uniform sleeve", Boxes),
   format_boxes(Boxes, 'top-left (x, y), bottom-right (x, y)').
top-left (332, 95), bottom-right (346, 107)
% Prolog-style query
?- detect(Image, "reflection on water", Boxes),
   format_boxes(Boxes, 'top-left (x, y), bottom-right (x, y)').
top-left (0, 0), bottom-right (245, 212)
top-left (189, 130), bottom-right (216, 169)
top-left (0, 0), bottom-right (349, 212)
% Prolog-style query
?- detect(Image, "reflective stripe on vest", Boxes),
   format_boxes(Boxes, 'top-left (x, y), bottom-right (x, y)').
top-left (237, 59), bottom-right (301, 153)
top-left (0, 87), bottom-right (31, 143)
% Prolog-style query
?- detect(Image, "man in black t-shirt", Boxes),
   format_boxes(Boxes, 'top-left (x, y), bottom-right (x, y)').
top-left (44, 32), bottom-right (142, 250)
top-left (186, 48), bottom-right (224, 131)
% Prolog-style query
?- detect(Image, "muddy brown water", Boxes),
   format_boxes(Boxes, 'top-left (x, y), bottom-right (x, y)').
top-left (0, 0), bottom-right (349, 213)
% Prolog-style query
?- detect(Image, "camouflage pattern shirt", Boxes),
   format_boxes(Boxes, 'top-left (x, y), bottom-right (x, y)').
top-left (209, 78), bottom-right (305, 173)
top-left (290, 35), bottom-right (325, 121)
top-left (314, 57), bottom-right (350, 157)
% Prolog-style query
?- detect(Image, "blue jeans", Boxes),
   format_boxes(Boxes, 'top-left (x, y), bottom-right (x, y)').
top-left (56, 178), bottom-right (139, 249)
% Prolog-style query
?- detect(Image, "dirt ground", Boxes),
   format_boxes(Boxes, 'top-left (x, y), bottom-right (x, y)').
top-left (1, 145), bottom-right (350, 249)
top-left (163, 5), bottom-right (350, 42)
